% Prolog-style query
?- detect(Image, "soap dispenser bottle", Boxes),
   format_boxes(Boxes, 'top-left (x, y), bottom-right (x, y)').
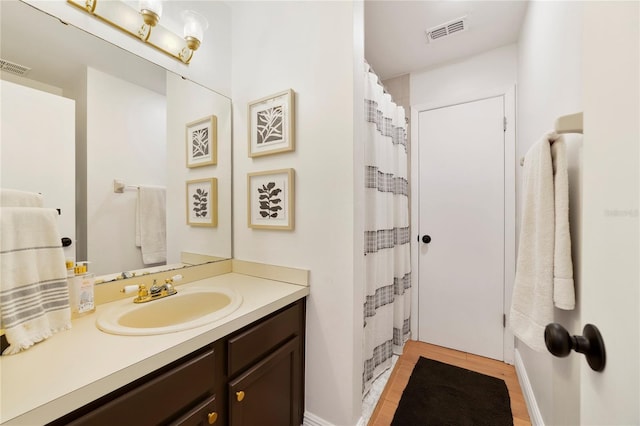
top-left (68, 261), bottom-right (96, 318)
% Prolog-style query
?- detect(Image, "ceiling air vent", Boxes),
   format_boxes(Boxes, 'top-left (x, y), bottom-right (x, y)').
top-left (0, 59), bottom-right (31, 76)
top-left (425, 16), bottom-right (468, 43)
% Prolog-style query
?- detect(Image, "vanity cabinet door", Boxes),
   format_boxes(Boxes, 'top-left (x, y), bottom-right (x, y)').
top-left (228, 337), bottom-right (301, 426)
top-left (169, 394), bottom-right (219, 426)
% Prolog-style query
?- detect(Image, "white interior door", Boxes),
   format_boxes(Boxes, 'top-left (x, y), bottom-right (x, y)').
top-left (580, 2), bottom-right (639, 423)
top-left (417, 96), bottom-right (505, 361)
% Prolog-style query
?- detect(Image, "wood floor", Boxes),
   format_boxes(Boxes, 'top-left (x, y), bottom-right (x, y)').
top-left (368, 340), bottom-right (531, 426)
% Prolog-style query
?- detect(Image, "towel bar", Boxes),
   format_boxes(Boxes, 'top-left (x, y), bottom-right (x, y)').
top-left (113, 179), bottom-right (141, 193)
top-left (520, 112), bottom-right (583, 167)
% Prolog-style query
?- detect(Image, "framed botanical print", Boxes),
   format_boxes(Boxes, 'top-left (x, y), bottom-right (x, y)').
top-left (186, 115), bottom-right (217, 168)
top-left (247, 169), bottom-right (294, 230)
top-left (186, 178), bottom-right (218, 227)
top-left (248, 89), bottom-right (295, 157)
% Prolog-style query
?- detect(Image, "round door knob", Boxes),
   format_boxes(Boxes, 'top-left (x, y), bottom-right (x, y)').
top-left (207, 412), bottom-right (218, 424)
top-left (544, 323), bottom-right (606, 372)
top-left (544, 323), bottom-right (572, 357)
top-left (236, 390), bottom-right (245, 402)
top-left (422, 235), bottom-right (432, 244)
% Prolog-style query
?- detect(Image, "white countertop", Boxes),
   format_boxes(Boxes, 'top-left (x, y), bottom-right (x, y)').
top-left (0, 272), bottom-right (309, 425)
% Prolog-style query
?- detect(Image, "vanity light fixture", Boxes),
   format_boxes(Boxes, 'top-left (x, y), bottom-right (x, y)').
top-left (179, 10), bottom-right (208, 62)
top-left (137, 0), bottom-right (163, 41)
top-left (139, 0), bottom-right (162, 26)
top-left (67, 0), bottom-right (208, 65)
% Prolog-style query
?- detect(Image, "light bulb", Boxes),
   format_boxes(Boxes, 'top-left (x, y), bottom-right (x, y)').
top-left (181, 10), bottom-right (208, 51)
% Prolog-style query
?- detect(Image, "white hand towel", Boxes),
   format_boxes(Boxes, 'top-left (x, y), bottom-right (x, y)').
top-left (551, 136), bottom-right (575, 310)
top-left (509, 132), bottom-right (575, 352)
top-left (135, 186), bottom-right (166, 265)
top-left (1, 189), bottom-right (43, 207)
top-left (1, 207), bottom-right (71, 355)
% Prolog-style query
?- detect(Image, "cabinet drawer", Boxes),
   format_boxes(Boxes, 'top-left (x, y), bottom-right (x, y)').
top-left (227, 301), bottom-right (303, 377)
top-left (65, 348), bottom-right (216, 426)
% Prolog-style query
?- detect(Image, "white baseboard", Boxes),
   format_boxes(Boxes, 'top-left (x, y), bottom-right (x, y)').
top-left (514, 348), bottom-right (545, 426)
top-left (303, 411), bottom-right (336, 426)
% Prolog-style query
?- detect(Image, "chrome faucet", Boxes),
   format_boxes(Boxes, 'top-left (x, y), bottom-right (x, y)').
top-left (149, 279), bottom-right (163, 295)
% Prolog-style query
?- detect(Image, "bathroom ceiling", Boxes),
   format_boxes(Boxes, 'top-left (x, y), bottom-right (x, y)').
top-left (365, 0), bottom-right (528, 80)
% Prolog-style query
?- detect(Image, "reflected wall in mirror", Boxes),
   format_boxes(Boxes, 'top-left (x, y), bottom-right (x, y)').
top-left (0, 1), bottom-right (232, 277)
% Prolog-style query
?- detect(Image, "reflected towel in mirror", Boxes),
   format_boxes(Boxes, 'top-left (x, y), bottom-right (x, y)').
top-left (135, 186), bottom-right (167, 265)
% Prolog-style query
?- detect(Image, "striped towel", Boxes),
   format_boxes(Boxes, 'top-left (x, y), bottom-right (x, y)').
top-left (0, 189), bottom-right (43, 207)
top-left (1, 207), bottom-right (71, 355)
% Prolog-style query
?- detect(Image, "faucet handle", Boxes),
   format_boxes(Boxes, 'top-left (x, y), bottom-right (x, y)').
top-left (162, 275), bottom-right (179, 297)
top-left (165, 274), bottom-right (183, 284)
top-left (138, 284), bottom-right (149, 298)
top-left (121, 284), bottom-right (140, 294)
top-left (120, 284), bottom-right (149, 298)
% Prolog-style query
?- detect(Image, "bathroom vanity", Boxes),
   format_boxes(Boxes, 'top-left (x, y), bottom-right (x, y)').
top-left (0, 261), bottom-right (309, 426)
top-left (49, 300), bottom-right (305, 426)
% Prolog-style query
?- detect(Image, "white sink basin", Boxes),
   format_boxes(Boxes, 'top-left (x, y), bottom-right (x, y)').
top-left (96, 286), bottom-right (242, 335)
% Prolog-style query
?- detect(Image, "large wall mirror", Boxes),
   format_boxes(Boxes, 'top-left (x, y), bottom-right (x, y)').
top-left (0, 1), bottom-right (232, 278)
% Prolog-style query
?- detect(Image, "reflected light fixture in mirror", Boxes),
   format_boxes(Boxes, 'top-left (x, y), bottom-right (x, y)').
top-left (67, 0), bottom-right (208, 64)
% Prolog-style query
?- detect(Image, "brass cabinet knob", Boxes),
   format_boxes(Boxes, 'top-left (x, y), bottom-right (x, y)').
top-left (236, 390), bottom-right (245, 402)
top-left (207, 412), bottom-right (218, 424)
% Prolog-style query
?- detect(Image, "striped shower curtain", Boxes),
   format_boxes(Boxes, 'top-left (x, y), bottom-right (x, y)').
top-left (362, 64), bottom-right (411, 395)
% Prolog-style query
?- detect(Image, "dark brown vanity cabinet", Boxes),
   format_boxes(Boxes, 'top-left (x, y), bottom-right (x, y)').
top-left (48, 299), bottom-right (305, 426)
top-left (227, 300), bottom-right (305, 426)
top-left (48, 343), bottom-right (223, 426)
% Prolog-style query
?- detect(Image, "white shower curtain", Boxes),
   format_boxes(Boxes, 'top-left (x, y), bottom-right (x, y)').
top-left (362, 64), bottom-right (411, 395)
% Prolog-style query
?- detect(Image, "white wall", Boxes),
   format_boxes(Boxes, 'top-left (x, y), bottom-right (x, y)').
top-left (0, 72), bottom-right (63, 96)
top-left (166, 73), bottom-right (232, 262)
top-left (0, 80), bottom-right (76, 260)
top-left (516, 2), bottom-right (583, 425)
top-left (410, 44), bottom-right (518, 107)
top-left (23, 0), bottom-right (232, 97)
top-left (86, 68), bottom-right (166, 275)
top-left (230, 2), bottom-right (364, 425)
